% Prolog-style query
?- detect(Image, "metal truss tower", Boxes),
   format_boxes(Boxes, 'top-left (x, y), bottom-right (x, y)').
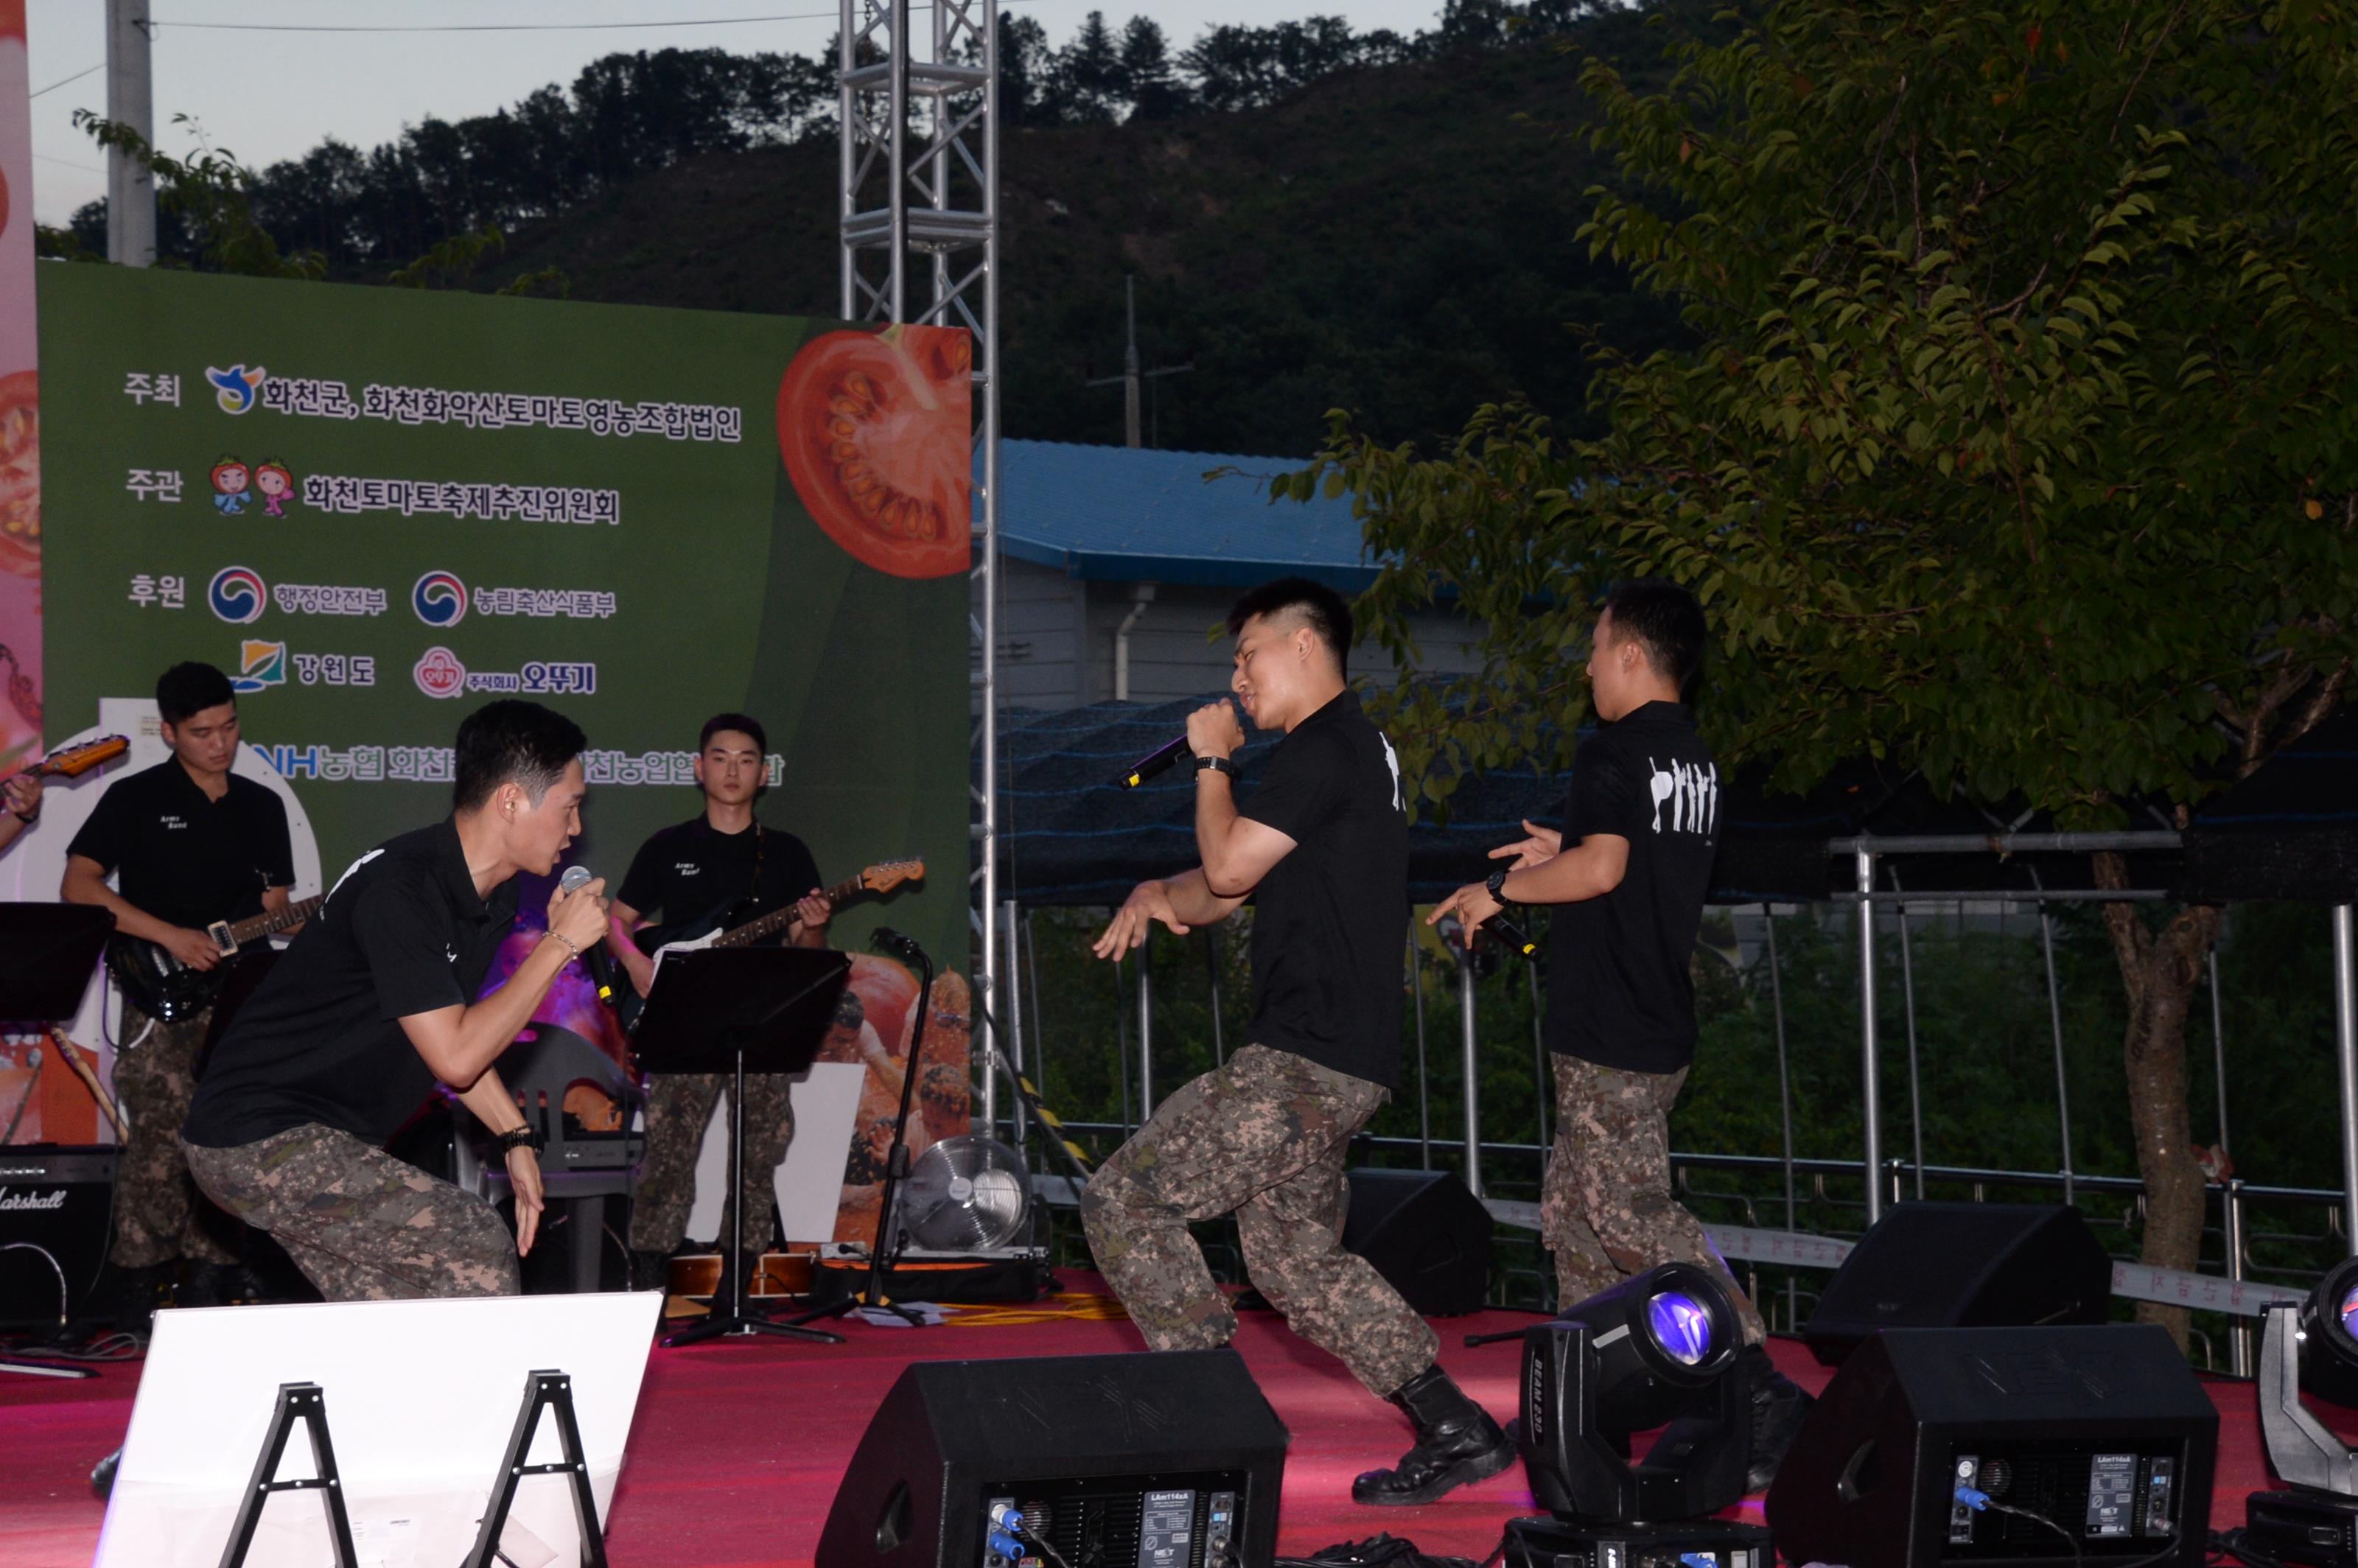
top-left (837, 0), bottom-right (1004, 1125)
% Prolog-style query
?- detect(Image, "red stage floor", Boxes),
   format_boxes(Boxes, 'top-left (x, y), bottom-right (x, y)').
top-left (0, 1284), bottom-right (2340, 1567)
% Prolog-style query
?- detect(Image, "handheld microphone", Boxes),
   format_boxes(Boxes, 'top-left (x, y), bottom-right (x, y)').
top-left (556, 864), bottom-right (620, 1005)
top-left (1487, 913), bottom-right (1540, 960)
top-left (1110, 732), bottom-right (1193, 790)
top-left (871, 925), bottom-right (926, 962)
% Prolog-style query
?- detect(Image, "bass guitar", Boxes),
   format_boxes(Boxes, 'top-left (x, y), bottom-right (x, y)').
top-left (107, 892), bottom-right (323, 1024)
top-left (617, 858), bottom-right (923, 1031)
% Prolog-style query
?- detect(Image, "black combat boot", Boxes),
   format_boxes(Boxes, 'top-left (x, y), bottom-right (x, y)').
top-left (96, 1261), bottom-right (173, 1336)
top-left (1351, 1365), bottom-right (1516, 1506)
top-left (1740, 1343), bottom-right (1814, 1493)
top-left (629, 1250), bottom-right (673, 1296)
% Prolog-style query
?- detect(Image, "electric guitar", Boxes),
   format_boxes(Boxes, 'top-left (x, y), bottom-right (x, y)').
top-left (107, 892), bottom-right (324, 1024)
top-left (1, 733), bottom-right (130, 785)
top-left (617, 858), bottom-right (923, 1030)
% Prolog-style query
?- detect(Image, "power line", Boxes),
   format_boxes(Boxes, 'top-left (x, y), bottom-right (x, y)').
top-left (32, 63), bottom-right (104, 98)
top-left (36, 153), bottom-right (109, 176)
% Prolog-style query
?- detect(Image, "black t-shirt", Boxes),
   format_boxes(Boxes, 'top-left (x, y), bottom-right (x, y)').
top-left (66, 760), bottom-right (295, 931)
top-left (617, 817), bottom-right (822, 952)
top-left (183, 819), bottom-right (521, 1149)
top-left (1542, 701), bottom-right (1721, 1073)
top-left (1235, 689), bottom-right (1410, 1089)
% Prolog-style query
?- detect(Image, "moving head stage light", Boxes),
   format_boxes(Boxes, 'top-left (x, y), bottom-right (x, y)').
top-left (2239, 1279), bottom-right (2358, 1568)
top-left (1502, 1262), bottom-right (1774, 1568)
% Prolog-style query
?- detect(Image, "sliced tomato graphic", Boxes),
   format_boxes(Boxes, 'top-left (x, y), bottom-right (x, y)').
top-left (777, 325), bottom-right (971, 579)
top-left (0, 370), bottom-right (38, 580)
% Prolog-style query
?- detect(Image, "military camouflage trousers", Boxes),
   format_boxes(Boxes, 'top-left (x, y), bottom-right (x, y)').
top-left (110, 1001), bottom-right (239, 1270)
top-left (1080, 1043), bottom-right (1438, 1398)
top-left (629, 1072), bottom-right (796, 1255)
top-left (1542, 1053), bottom-right (1765, 1344)
top-left (182, 1123), bottom-right (520, 1301)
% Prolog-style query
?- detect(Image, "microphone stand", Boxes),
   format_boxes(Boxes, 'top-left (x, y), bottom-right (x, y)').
top-left (778, 933), bottom-right (934, 1331)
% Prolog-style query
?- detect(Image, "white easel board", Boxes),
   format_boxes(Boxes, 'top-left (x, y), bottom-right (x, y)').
top-left (97, 1291), bottom-right (661, 1568)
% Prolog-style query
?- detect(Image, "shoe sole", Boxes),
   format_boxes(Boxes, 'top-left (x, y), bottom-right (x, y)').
top-left (1353, 1438), bottom-right (1518, 1508)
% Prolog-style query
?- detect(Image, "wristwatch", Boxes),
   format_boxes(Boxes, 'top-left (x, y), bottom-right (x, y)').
top-left (1486, 867), bottom-right (1515, 906)
top-left (491, 1124), bottom-right (541, 1157)
top-left (1193, 753), bottom-right (1239, 779)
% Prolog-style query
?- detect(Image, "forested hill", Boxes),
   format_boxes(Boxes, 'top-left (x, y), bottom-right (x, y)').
top-left (491, 13), bottom-right (1693, 452)
top-left (65, 2), bottom-right (1711, 452)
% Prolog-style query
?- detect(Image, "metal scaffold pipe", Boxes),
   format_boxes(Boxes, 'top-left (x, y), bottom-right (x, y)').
top-left (1858, 848), bottom-right (1883, 1224)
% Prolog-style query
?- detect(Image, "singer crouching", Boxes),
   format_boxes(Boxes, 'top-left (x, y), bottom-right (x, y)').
top-left (179, 700), bottom-right (612, 1301)
top-left (1079, 578), bottom-right (1513, 1507)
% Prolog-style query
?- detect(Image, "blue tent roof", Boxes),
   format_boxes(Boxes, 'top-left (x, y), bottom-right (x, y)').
top-left (986, 439), bottom-right (1374, 589)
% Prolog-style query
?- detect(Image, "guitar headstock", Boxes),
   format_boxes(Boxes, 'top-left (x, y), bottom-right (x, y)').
top-left (36, 735), bottom-right (130, 779)
top-left (860, 858), bottom-right (925, 895)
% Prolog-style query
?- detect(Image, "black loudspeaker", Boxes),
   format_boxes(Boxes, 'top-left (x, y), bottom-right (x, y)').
top-left (0, 1145), bottom-right (118, 1330)
top-left (814, 1348), bottom-right (1287, 1568)
top-left (1343, 1167), bottom-right (1492, 1317)
top-left (1766, 1325), bottom-right (2217, 1567)
top-left (1805, 1202), bottom-right (2111, 1366)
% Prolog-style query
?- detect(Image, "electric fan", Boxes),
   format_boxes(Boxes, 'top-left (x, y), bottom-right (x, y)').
top-left (897, 1135), bottom-right (1033, 1252)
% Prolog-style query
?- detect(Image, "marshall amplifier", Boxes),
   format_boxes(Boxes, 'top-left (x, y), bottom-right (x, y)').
top-left (0, 1146), bottom-right (118, 1331)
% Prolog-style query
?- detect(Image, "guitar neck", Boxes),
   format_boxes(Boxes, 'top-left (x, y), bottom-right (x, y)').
top-left (223, 894), bottom-right (324, 947)
top-left (710, 870), bottom-right (872, 950)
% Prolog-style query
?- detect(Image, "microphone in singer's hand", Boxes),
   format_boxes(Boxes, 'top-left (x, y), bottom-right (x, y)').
top-left (556, 865), bottom-right (620, 1005)
top-left (1110, 733), bottom-right (1192, 791)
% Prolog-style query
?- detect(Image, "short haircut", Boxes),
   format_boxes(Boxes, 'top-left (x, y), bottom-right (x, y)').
top-left (452, 700), bottom-right (587, 812)
top-left (1603, 576), bottom-right (1707, 690)
top-left (699, 712), bottom-right (767, 755)
top-left (1225, 575), bottom-right (1354, 676)
top-left (155, 662), bottom-right (235, 727)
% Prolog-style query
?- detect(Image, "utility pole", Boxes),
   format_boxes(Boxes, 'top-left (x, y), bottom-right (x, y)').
top-left (105, 0), bottom-right (155, 267)
top-left (1085, 276), bottom-right (1192, 447)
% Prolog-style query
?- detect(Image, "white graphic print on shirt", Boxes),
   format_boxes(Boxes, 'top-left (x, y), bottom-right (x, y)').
top-left (1646, 757), bottom-right (1718, 836)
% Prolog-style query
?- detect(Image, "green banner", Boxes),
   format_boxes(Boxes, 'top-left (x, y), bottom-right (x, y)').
top-left (38, 264), bottom-right (971, 967)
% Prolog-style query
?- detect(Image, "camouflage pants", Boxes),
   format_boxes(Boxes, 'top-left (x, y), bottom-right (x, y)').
top-left (1542, 1053), bottom-right (1766, 1344)
top-left (1080, 1043), bottom-right (1438, 1399)
top-left (182, 1123), bottom-right (520, 1301)
top-left (109, 1001), bottom-right (238, 1270)
top-left (629, 1072), bottom-right (795, 1255)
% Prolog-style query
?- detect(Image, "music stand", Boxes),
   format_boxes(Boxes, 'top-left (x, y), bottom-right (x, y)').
top-left (629, 945), bottom-right (850, 1348)
top-left (0, 903), bottom-right (116, 1380)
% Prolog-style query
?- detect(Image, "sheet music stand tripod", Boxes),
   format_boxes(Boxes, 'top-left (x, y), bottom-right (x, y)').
top-left (0, 902), bottom-right (117, 1380)
top-left (629, 945), bottom-right (850, 1348)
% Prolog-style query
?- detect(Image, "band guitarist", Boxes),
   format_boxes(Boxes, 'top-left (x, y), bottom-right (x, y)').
top-left (611, 712), bottom-right (830, 1300)
top-left (60, 662), bottom-right (298, 1328)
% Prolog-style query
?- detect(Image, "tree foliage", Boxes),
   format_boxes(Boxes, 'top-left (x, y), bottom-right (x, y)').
top-left (1311, 0), bottom-right (2355, 826)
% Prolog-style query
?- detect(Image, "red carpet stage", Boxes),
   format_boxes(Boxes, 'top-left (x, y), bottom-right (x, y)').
top-left (1, 1282), bottom-right (2342, 1567)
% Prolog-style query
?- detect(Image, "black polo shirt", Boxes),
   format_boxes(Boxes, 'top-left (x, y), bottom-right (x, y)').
top-left (66, 760), bottom-right (294, 931)
top-left (1542, 701), bottom-right (1721, 1074)
top-left (1234, 689), bottom-right (1410, 1089)
top-left (183, 819), bottom-right (521, 1149)
top-left (617, 817), bottom-right (821, 952)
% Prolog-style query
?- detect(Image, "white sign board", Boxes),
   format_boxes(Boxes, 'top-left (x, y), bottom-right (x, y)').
top-left (97, 1292), bottom-right (660, 1568)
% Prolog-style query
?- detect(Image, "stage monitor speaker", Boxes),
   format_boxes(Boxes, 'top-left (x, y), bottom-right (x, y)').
top-left (814, 1348), bottom-right (1287, 1568)
top-left (1343, 1167), bottom-right (1492, 1317)
top-left (1766, 1324), bottom-right (2217, 1567)
top-left (0, 1145), bottom-right (117, 1331)
top-left (1804, 1202), bottom-right (2111, 1366)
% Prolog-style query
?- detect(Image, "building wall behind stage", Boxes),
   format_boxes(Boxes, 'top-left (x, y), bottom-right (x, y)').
top-left (974, 558), bottom-right (1487, 712)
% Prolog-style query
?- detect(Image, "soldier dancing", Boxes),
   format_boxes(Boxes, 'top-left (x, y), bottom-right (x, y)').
top-left (179, 701), bottom-right (608, 1300)
top-left (1430, 577), bottom-right (1813, 1489)
top-left (1081, 578), bottom-right (1514, 1508)
top-left (607, 712), bottom-right (830, 1299)
top-left (63, 662), bottom-right (298, 1327)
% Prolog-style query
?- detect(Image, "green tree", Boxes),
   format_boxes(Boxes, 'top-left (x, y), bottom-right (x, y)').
top-left (1296, 0), bottom-right (2358, 1342)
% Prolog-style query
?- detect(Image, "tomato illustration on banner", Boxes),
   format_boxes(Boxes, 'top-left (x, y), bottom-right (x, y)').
top-left (776, 324), bottom-right (971, 579)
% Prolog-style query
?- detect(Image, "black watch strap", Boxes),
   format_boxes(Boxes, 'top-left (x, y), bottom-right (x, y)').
top-left (1192, 753), bottom-right (1239, 778)
top-left (1486, 867), bottom-right (1514, 905)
